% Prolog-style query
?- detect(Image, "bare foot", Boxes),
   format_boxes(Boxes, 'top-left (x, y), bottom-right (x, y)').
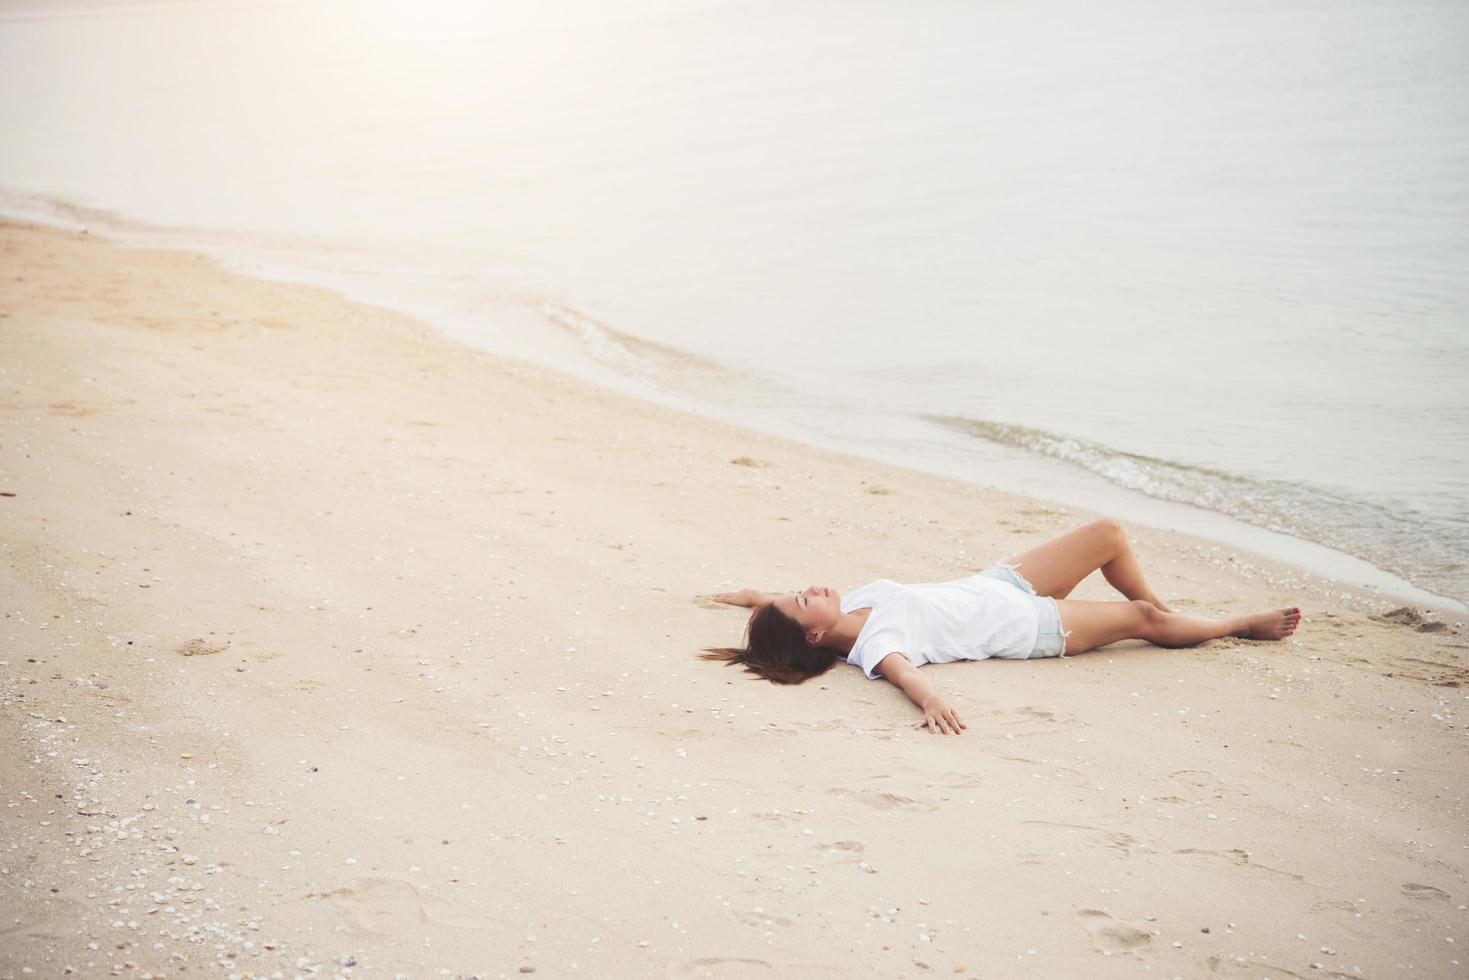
top-left (1239, 607), bottom-right (1301, 640)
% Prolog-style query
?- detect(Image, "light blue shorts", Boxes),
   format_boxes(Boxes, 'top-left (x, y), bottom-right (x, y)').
top-left (979, 563), bottom-right (1068, 659)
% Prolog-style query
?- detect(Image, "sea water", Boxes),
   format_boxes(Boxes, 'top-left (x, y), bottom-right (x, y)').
top-left (3, 0), bottom-right (1466, 604)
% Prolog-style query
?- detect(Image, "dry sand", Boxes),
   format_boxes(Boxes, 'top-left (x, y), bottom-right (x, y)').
top-left (1, 219), bottom-right (1465, 979)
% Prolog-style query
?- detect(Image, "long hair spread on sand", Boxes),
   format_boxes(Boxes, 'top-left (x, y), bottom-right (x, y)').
top-left (700, 602), bottom-right (843, 685)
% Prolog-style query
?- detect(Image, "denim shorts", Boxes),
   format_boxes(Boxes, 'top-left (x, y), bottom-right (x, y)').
top-left (979, 562), bottom-right (1069, 659)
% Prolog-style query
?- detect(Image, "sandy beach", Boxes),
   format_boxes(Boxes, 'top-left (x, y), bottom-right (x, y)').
top-left (1, 219), bottom-right (1465, 978)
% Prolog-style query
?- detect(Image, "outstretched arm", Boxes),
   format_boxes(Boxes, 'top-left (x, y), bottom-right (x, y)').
top-left (874, 652), bottom-right (966, 736)
top-left (712, 588), bottom-right (781, 608)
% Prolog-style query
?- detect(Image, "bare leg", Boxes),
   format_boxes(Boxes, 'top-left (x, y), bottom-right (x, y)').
top-left (1004, 519), bottom-right (1172, 611)
top-left (1056, 599), bottom-right (1301, 654)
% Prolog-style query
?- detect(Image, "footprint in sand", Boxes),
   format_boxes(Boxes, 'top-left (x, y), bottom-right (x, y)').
top-left (1401, 882), bottom-right (1450, 901)
top-left (1166, 768), bottom-right (1217, 787)
top-left (1372, 607), bottom-right (1453, 634)
top-left (989, 705), bottom-right (1080, 737)
top-left (825, 787), bottom-right (935, 811)
top-left (178, 637), bottom-right (230, 657)
top-left (672, 957), bottom-right (774, 977)
top-left (1310, 899), bottom-right (1359, 914)
top-left (736, 908), bottom-right (794, 929)
top-left (1024, 821), bottom-right (1144, 859)
top-left (312, 877), bottom-right (424, 933)
top-left (1173, 848), bottom-right (1304, 882)
top-left (1383, 656), bottom-right (1469, 687)
top-left (47, 401), bottom-right (97, 418)
top-left (813, 840), bottom-right (865, 863)
top-left (749, 811), bottom-right (800, 826)
top-left (792, 718), bottom-right (849, 733)
top-left (1077, 909), bottom-right (1153, 954)
top-left (316, 876), bottom-right (481, 933)
top-left (1206, 954), bottom-right (1325, 978)
top-left (942, 769), bottom-right (988, 789)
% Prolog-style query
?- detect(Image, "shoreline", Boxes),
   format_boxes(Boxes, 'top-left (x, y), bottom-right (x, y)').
top-left (2, 218), bottom-right (1466, 978)
top-left (3, 195), bottom-right (1461, 615)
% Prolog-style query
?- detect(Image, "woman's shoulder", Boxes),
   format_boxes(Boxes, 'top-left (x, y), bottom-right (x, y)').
top-left (842, 578), bottom-right (904, 611)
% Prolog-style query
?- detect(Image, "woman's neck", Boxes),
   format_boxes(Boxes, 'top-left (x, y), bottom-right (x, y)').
top-left (823, 607), bottom-right (871, 654)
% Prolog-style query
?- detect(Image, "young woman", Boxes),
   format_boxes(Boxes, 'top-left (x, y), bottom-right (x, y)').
top-left (702, 519), bottom-right (1301, 736)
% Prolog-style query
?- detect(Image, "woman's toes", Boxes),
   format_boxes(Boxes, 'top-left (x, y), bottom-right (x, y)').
top-left (1245, 608), bottom-right (1302, 640)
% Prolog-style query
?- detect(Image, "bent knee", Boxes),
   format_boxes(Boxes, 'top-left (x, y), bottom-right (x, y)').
top-left (1129, 598), bottom-right (1164, 626)
top-left (1091, 517), bottom-right (1126, 544)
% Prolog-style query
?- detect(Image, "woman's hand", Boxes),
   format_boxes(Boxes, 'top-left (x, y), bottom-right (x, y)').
top-left (711, 588), bottom-right (770, 608)
top-left (914, 697), bottom-right (966, 736)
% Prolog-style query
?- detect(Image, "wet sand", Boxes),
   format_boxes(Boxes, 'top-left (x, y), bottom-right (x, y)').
top-left (1, 220), bottom-right (1465, 978)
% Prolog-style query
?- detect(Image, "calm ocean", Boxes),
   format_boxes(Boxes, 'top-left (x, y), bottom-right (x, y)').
top-left (3, 0), bottom-right (1466, 605)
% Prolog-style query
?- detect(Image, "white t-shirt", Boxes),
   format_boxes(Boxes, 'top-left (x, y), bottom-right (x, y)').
top-left (840, 575), bottom-right (1041, 679)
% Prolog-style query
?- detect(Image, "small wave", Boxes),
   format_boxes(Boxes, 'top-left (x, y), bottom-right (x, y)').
top-left (539, 302), bottom-right (652, 377)
top-left (0, 190), bottom-right (202, 240)
top-left (925, 414), bottom-right (1467, 603)
top-left (537, 301), bottom-right (780, 397)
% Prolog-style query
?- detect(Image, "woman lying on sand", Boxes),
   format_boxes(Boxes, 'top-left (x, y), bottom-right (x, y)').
top-left (703, 519), bottom-right (1300, 735)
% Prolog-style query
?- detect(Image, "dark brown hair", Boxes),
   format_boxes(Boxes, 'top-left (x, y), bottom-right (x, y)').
top-left (699, 602), bottom-right (843, 685)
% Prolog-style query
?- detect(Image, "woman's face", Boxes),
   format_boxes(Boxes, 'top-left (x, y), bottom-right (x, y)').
top-left (773, 586), bottom-right (842, 641)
